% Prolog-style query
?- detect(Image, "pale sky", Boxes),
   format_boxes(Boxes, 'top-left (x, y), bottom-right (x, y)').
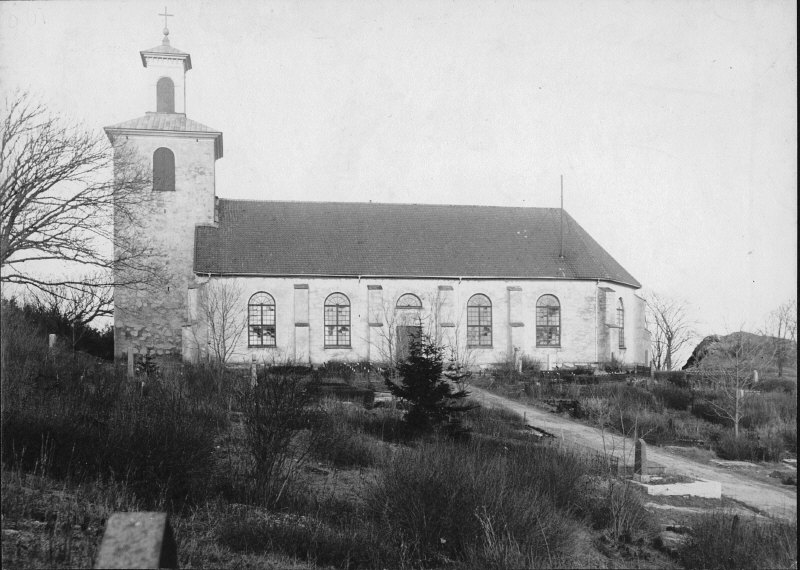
top-left (1, 0), bottom-right (796, 347)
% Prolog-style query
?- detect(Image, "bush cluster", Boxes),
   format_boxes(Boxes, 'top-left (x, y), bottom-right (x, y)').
top-left (2, 367), bottom-right (227, 510)
top-left (677, 513), bottom-right (797, 570)
top-left (368, 439), bottom-right (588, 568)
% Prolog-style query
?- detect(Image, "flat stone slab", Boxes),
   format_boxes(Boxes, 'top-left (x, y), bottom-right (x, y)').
top-left (632, 478), bottom-right (722, 499)
top-left (710, 459), bottom-right (759, 469)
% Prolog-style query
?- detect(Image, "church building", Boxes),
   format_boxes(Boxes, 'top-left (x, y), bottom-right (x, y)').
top-left (105, 28), bottom-right (651, 370)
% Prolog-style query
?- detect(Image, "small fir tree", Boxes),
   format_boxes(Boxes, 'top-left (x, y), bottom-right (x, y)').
top-left (386, 334), bottom-right (474, 432)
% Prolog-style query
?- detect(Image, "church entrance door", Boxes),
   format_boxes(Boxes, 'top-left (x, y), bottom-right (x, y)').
top-left (396, 325), bottom-right (422, 363)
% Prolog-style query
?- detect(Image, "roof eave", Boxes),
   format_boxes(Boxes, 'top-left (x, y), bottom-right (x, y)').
top-left (104, 126), bottom-right (223, 159)
top-left (140, 50), bottom-right (193, 72)
top-left (191, 269), bottom-right (641, 288)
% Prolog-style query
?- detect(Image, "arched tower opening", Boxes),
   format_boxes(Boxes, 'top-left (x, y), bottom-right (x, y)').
top-left (153, 147), bottom-right (175, 191)
top-left (157, 77), bottom-right (175, 113)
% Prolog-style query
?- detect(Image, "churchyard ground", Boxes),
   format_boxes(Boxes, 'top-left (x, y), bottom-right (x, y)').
top-left (2, 306), bottom-right (797, 568)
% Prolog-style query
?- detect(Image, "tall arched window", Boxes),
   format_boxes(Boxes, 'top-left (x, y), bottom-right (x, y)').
top-left (467, 294), bottom-right (492, 347)
top-left (536, 295), bottom-right (561, 347)
top-left (324, 293), bottom-right (351, 347)
top-left (157, 77), bottom-right (175, 113)
top-left (248, 292), bottom-right (276, 347)
top-left (617, 298), bottom-right (625, 349)
top-left (396, 293), bottom-right (422, 310)
top-left (153, 147), bottom-right (175, 192)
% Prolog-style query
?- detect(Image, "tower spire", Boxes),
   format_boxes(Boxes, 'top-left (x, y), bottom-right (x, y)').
top-left (159, 6), bottom-right (174, 45)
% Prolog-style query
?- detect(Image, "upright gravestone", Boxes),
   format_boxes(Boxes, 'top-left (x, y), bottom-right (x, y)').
top-left (127, 348), bottom-right (135, 380)
top-left (634, 438), bottom-right (647, 477)
top-left (95, 512), bottom-right (177, 569)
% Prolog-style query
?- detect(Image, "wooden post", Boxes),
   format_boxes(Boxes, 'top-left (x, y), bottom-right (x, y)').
top-left (250, 354), bottom-right (257, 388)
top-left (95, 512), bottom-right (178, 569)
top-left (127, 348), bottom-right (135, 380)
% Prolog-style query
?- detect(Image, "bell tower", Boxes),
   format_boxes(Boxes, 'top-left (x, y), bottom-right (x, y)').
top-left (105, 13), bottom-right (223, 360)
top-left (140, 9), bottom-right (191, 114)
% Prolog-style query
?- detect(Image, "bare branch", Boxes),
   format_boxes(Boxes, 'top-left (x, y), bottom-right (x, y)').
top-left (1, 91), bottom-right (164, 293)
top-left (643, 290), bottom-right (695, 370)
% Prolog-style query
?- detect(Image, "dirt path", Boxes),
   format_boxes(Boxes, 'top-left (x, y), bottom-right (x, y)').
top-left (471, 387), bottom-right (797, 521)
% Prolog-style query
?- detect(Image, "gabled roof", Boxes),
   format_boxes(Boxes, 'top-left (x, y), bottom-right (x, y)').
top-left (194, 200), bottom-right (641, 288)
top-left (104, 113), bottom-right (223, 158)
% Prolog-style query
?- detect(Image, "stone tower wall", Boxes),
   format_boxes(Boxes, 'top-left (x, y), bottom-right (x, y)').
top-left (113, 135), bottom-right (217, 358)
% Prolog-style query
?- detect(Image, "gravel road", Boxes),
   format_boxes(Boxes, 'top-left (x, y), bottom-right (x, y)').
top-left (471, 386), bottom-right (797, 521)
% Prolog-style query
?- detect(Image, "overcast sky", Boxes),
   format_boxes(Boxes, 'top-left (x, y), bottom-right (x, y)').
top-left (1, 0), bottom-right (796, 348)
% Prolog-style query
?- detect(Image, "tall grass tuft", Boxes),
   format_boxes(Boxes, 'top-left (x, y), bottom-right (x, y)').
top-left (368, 438), bottom-right (588, 568)
top-left (677, 512), bottom-right (797, 570)
top-left (307, 400), bottom-right (383, 468)
top-left (2, 367), bottom-right (227, 510)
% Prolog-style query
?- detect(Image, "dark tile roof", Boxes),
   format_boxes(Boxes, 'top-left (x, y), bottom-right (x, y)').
top-left (194, 199), bottom-right (641, 288)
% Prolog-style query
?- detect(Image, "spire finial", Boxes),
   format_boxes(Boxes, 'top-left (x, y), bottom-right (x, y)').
top-left (159, 6), bottom-right (174, 45)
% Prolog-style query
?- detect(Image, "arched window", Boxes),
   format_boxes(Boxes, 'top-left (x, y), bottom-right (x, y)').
top-left (157, 77), bottom-right (175, 113)
top-left (396, 293), bottom-right (422, 309)
top-left (467, 294), bottom-right (492, 347)
top-left (536, 295), bottom-right (561, 347)
top-left (153, 147), bottom-right (175, 192)
top-left (248, 292), bottom-right (276, 347)
top-left (324, 293), bottom-right (351, 347)
top-left (617, 298), bottom-right (625, 349)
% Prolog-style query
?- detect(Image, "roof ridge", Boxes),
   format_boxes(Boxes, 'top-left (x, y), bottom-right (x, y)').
top-left (217, 197), bottom-right (560, 210)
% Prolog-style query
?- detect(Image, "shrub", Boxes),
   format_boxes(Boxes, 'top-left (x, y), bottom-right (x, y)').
top-left (653, 370), bottom-right (691, 388)
top-left (743, 392), bottom-right (797, 427)
top-left (308, 401), bottom-right (382, 468)
top-left (462, 404), bottom-right (525, 440)
top-left (217, 506), bottom-right (389, 568)
top-left (652, 383), bottom-right (693, 410)
top-left (2, 372), bottom-right (225, 510)
top-left (368, 439), bottom-right (588, 568)
top-left (241, 369), bottom-right (319, 507)
top-left (313, 360), bottom-right (357, 383)
top-left (757, 377), bottom-right (797, 394)
top-left (590, 479), bottom-right (657, 543)
top-left (691, 393), bottom-right (729, 425)
top-left (677, 513), bottom-right (797, 570)
top-left (711, 429), bottom-right (792, 463)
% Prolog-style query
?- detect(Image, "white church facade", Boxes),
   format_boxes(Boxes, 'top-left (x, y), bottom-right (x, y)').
top-left (105, 30), bottom-right (651, 370)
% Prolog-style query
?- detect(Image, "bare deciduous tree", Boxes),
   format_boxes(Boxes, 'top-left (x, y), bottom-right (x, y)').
top-left (424, 289), bottom-right (475, 375)
top-left (760, 299), bottom-right (797, 377)
top-left (24, 283), bottom-right (112, 351)
top-left (194, 280), bottom-right (247, 366)
top-left (1, 91), bottom-right (160, 297)
top-left (643, 291), bottom-right (694, 370)
top-left (26, 281), bottom-right (112, 326)
top-left (691, 332), bottom-right (773, 438)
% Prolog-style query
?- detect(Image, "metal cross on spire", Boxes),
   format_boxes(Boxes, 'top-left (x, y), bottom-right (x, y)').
top-left (159, 6), bottom-right (173, 44)
top-left (159, 6), bottom-right (173, 30)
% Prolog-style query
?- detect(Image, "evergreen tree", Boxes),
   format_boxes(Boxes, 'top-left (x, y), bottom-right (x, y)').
top-left (386, 334), bottom-right (474, 432)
